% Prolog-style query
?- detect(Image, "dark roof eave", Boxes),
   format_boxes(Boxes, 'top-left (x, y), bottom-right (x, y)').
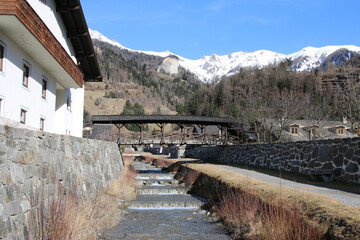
top-left (55, 0), bottom-right (103, 82)
top-left (91, 115), bottom-right (235, 127)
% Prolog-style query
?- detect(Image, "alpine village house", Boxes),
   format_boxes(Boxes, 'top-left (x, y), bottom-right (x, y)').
top-left (0, 0), bottom-right (102, 137)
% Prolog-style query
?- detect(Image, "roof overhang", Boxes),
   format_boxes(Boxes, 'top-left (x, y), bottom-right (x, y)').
top-left (92, 115), bottom-right (235, 127)
top-left (0, 0), bottom-right (84, 88)
top-left (56, 0), bottom-right (102, 82)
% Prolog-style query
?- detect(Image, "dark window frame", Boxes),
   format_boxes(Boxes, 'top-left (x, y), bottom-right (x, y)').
top-left (22, 64), bottom-right (30, 88)
top-left (40, 117), bottom-right (45, 131)
top-left (290, 126), bottom-right (298, 135)
top-left (20, 108), bottom-right (27, 124)
top-left (337, 127), bottom-right (345, 135)
top-left (67, 98), bottom-right (72, 111)
top-left (0, 43), bottom-right (4, 72)
top-left (42, 78), bottom-right (47, 99)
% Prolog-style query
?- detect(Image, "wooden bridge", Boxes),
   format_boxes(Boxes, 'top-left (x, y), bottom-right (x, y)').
top-left (91, 115), bottom-right (239, 145)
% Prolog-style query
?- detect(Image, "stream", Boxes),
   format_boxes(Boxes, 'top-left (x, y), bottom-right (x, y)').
top-left (103, 160), bottom-right (230, 240)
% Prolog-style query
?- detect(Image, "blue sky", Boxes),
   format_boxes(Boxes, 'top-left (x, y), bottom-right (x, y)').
top-left (82, 0), bottom-right (360, 60)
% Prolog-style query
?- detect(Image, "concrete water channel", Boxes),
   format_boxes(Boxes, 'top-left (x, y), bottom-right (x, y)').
top-left (103, 160), bottom-right (230, 239)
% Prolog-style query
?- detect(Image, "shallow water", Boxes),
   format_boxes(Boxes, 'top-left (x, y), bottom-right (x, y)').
top-left (103, 160), bottom-right (230, 239)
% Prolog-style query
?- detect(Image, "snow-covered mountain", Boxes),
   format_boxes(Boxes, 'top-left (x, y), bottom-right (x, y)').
top-left (90, 29), bottom-right (360, 83)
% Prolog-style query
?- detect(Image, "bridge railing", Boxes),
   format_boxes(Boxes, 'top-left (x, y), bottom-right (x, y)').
top-left (116, 131), bottom-right (236, 145)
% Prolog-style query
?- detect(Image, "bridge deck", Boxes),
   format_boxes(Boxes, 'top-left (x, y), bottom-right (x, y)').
top-left (91, 115), bottom-right (235, 126)
top-left (91, 115), bottom-right (238, 145)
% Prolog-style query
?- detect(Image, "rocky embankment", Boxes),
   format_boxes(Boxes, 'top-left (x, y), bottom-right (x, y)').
top-left (0, 125), bottom-right (123, 239)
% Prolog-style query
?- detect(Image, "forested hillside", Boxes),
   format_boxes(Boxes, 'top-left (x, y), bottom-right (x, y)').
top-left (84, 40), bottom-right (199, 120)
top-left (85, 38), bottom-right (360, 138)
top-left (185, 54), bottom-right (360, 141)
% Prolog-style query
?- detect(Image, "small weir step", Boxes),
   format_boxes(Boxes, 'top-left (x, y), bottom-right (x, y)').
top-left (136, 169), bottom-right (168, 174)
top-left (137, 185), bottom-right (187, 195)
top-left (138, 178), bottom-right (179, 186)
top-left (136, 173), bottom-right (175, 179)
top-left (127, 194), bottom-right (205, 209)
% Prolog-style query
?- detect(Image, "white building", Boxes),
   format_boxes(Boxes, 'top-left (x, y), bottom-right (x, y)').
top-left (0, 0), bottom-right (102, 137)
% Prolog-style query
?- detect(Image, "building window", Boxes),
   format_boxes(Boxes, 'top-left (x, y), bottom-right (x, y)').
top-left (0, 44), bottom-right (4, 72)
top-left (42, 78), bottom-right (47, 99)
top-left (67, 98), bottom-right (72, 111)
top-left (22, 64), bottom-right (30, 88)
top-left (290, 126), bottom-right (298, 135)
top-left (40, 118), bottom-right (45, 131)
top-left (337, 127), bottom-right (345, 135)
top-left (20, 109), bottom-right (27, 124)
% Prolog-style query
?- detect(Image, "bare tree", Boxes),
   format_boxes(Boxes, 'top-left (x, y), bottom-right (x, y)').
top-left (271, 90), bottom-right (309, 141)
top-left (337, 71), bottom-right (360, 130)
top-left (238, 79), bottom-right (277, 143)
top-left (302, 102), bottom-right (333, 140)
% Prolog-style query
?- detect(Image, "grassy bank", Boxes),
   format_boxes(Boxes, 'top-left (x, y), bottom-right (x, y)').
top-left (141, 155), bottom-right (360, 240)
top-left (29, 158), bottom-right (137, 240)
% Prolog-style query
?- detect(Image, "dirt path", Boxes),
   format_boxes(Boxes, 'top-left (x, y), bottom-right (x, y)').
top-left (217, 164), bottom-right (360, 208)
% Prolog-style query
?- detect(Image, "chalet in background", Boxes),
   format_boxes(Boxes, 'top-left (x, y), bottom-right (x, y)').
top-left (257, 118), bottom-right (359, 143)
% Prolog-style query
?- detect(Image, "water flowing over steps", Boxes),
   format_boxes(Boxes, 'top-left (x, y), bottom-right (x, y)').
top-left (129, 162), bottom-right (203, 210)
top-left (103, 160), bottom-right (230, 239)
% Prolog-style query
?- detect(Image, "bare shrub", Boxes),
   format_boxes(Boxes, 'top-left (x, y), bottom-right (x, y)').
top-left (258, 201), bottom-right (324, 240)
top-left (212, 188), bottom-right (324, 240)
top-left (212, 188), bottom-right (262, 238)
top-left (29, 164), bottom-right (138, 240)
top-left (29, 183), bottom-right (77, 240)
top-left (72, 164), bottom-right (138, 239)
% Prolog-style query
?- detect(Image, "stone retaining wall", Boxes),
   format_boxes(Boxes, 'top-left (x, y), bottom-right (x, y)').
top-left (185, 138), bottom-right (360, 184)
top-left (0, 125), bottom-right (123, 239)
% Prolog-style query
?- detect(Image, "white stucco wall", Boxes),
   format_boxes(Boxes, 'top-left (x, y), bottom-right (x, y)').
top-left (26, 0), bottom-right (77, 63)
top-left (54, 87), bottom-right (84, 137)
top-left (71, 87), bottom-right (85, 137)
top-left (0, 29), bottom-right (84, 137)
top-left (0, 31), bottom-right (56, 131)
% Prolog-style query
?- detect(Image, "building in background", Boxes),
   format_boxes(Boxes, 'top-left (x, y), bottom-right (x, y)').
top-left (0, 0), bottom-right (102, 137)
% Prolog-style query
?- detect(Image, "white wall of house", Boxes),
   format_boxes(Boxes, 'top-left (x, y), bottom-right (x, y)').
top-left (27, 0), bottom-right (77, 63)
top-left (71, 87), bottom-right (85, 137)
top-left (54, 86), bottom-right (84, 137)
top-left (0, 29), bottom-right (84, 137)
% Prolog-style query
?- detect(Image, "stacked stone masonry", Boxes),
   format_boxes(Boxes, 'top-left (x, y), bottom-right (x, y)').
top-left (0, 125), bottom-right (123, 239)
top-left (185, 138), bottom-right (360, 184)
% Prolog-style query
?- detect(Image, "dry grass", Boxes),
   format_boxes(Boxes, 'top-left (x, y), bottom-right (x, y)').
top-left (30, 184), bottom-right (78, 240)
top-left (104, 165), bottom-right (138, 201)
top-left (213, 188), bottom-right (324, 240)
top-left (29, 162), bottom-right (138, 240)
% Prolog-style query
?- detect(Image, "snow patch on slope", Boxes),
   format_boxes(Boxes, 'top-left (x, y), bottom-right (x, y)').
top-left (289, 45), bottom-right (360, 71)
top-left (90, 29), bottom-right (360, 83)
top-left (89, 29), bottom-right (174, 58)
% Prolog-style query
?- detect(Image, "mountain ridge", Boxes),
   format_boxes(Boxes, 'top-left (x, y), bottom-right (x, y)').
top-left (89, 29), bottom-right (360, 83)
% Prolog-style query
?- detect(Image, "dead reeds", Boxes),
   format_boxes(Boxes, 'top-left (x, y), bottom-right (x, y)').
top-left (212, 187), bottom-right (324, 240)
top-left (29, 163), bottom-right (137, 240)
top-left (30, 183), bottom-right (78, 240)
